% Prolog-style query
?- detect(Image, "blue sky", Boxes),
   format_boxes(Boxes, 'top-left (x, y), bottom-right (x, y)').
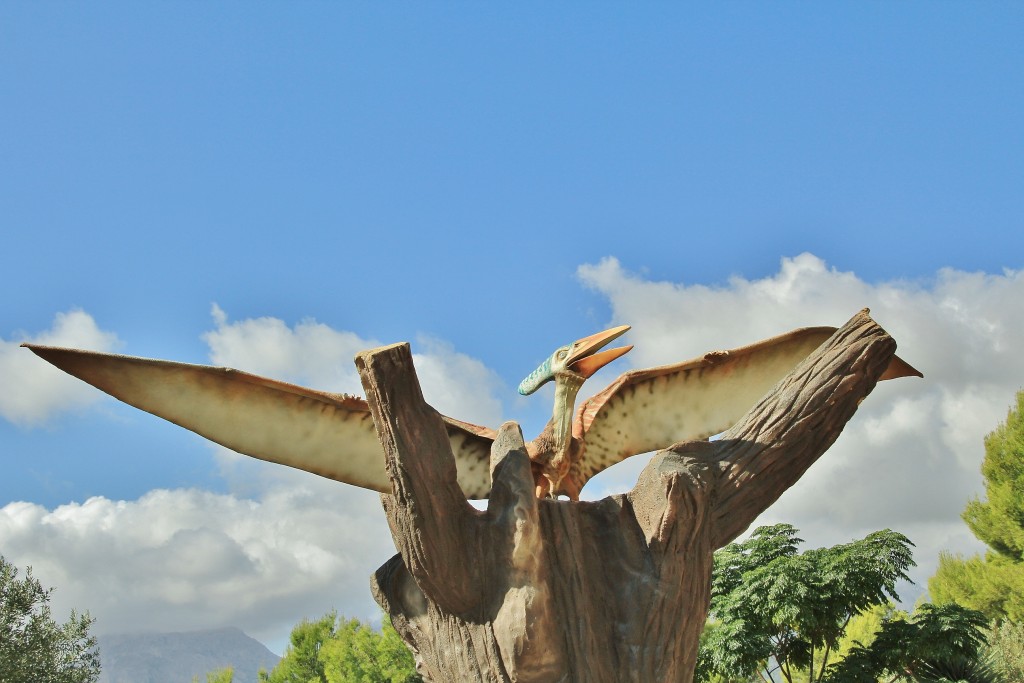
top-left (2, 3), bottom-right (1023, 653)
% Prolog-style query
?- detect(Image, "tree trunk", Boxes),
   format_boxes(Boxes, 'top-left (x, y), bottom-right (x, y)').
top-left (355, 309), bottom-right (897, 682)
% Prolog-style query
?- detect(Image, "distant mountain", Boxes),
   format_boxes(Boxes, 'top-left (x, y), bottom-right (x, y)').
top-left (97, 627), bottom-right (280, 683)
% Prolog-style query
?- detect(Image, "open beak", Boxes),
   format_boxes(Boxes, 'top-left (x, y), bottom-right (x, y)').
top-left (567, 325), bottom-right (633, 379)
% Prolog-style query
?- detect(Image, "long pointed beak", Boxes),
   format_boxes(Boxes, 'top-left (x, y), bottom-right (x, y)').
top-left (517, 325), bottom-right (633, 395)
top-left (567, 325), bottom-right (632, 378)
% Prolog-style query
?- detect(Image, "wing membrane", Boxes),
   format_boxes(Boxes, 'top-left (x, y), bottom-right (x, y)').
top-left (24, 345), bottom-right (495, 499)
top-left (575, 326), bottom-right (920, 486)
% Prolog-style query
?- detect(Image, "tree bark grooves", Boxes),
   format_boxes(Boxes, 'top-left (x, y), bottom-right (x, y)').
top-left (356, 309), bottom-right (897, 682)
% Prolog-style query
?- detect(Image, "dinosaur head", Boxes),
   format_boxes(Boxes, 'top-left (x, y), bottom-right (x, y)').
top-left (517, 325), bottom-right (633, 396)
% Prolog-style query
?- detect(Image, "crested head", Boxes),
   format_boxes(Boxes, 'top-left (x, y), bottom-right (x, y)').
top-left (517, 325), bottom-right (632, 397)
top-left (518, 354), bottom-right (557, 395)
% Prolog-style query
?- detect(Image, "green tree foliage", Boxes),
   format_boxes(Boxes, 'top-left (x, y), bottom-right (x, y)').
top-left (0, 555), bottom-right (100, 683)
top-left (965, 391), bottom-right (1024, 560)
top-left (831, 602), bottom-right (989, 682)
top-left (930, 390), bottom-right (1024, 621)
top-left (194, 667), bottom-right (234, 683)
top-left (321, 618), bottom-right (419, 683)
top-left (260, 612), bottom-right (338, 683)
top-left (913, 654), bottom-right (1002, 683)
top-left (698, 524), bottom-right (914, 683)
top-left (984, 620), bottom-right (1024, 683)
top-left (260, 612), bottom-right (420, 683)
top-left (697, 525), bottom-right (989, 683)
top-left (832, 602), bottom-right (893, 661)
top-left (931, 552), bottom-right (1024, 622)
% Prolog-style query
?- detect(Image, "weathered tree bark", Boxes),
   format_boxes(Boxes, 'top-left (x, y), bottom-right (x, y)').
top-left (354, 309), bottom-right (897, 682)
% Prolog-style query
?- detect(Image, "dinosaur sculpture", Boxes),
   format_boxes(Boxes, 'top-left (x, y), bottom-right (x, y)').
top-left (23, 322), bottom-right (920, 500)
top-left (353, 310), bottom-right (915, 681)
top-left (24, 311), bottom-right (922, 680)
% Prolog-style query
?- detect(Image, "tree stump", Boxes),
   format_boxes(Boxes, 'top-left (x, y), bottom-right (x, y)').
top-left (354, 309), bottom-right (898, 682)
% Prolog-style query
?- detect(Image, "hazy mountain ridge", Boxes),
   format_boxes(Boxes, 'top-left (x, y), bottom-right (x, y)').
top-left (97, 627), bottom-right (280, 683)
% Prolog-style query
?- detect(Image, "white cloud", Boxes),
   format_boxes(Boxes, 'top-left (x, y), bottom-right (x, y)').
top-left (203, 304), bottom-right (377, 395)
top-left (409, 335), bottom-right (505, 428)
top-left (577, 254), bottom-right (1024, 597)
top-left (0, 306), bottom-right (510, 647)
top-left (203, 305), bottom-right (505, 428)
top-left (0, 310), bottom-right (121, 426)
top-left (8, 268), bottom-right (1019, 648)
top-left (0, 483), bottom-right (391, 647)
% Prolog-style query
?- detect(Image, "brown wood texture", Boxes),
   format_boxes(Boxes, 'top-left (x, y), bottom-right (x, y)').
top-left (355, 309), bottom-right (897, 682)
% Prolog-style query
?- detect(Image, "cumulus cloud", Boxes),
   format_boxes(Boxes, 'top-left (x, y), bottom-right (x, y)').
top-left (203, 305), bottom-right (505, 428)
top-left (203, 304), bottom-right (377, 396)
top-left (578, 253), bottom-right (1024, 597)
top-left (7, 268), bottom-right (1016, 647)
top-left (407, 335), bottom-right (505, 428)
top-left (0, 310), bottom-right (121, 426)
top-left (0, 483), bottom-right (390, 647)
top-left (0, 306), bottom-right (509, 647)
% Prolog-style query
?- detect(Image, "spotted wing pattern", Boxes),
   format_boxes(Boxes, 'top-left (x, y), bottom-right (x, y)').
top-left (24, 346), bottom-right (496, 499)
top-left (573, 327), bottom-right (841, 486)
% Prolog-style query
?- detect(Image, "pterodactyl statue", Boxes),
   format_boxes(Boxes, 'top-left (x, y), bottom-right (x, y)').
top-left (24, 323), bottom-right (921, 501)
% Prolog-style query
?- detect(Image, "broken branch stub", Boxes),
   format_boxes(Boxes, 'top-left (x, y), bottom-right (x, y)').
top-left (355, 342), bottom-right (483, 614)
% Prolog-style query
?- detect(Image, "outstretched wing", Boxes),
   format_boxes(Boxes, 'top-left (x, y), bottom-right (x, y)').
top-left (574, 326), bottom-right (921, 487)
top-left (24, 345), bottom-right (496, 499)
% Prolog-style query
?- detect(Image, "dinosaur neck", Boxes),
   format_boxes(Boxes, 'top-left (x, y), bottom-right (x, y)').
top-left (551, 371), bottom-right (585, 458)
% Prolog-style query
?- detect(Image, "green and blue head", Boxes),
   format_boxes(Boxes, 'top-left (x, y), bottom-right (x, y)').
top-left (518, 325), bottom-right (632, 396)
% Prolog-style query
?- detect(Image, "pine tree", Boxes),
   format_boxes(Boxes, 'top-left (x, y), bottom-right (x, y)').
top-left (930, 390), bottom-right (1024, 621)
